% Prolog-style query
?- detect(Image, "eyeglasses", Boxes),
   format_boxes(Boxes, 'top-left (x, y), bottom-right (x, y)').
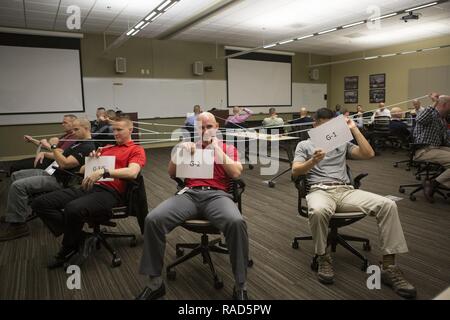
top-left (200, 124), bottom-right (215, 130)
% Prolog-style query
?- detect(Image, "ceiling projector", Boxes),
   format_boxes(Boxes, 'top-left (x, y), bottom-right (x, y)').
top-left (401, 11), bottom-right (420, 22)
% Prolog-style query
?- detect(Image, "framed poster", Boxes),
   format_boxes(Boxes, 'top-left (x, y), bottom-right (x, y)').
top-left (369, 73), bottom-right (385, 88)
top-left (369, 89), bottom-right (385, 103)
top-left (344, 76), bottom-right (358, 90)
top-left (344, 90), bottom-right (358, 103)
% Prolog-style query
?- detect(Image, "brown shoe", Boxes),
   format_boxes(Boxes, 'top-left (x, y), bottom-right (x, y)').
top-left (317, 254), bottom-right (334, 284)
top-left (0, 221), bottom-right (30, 241)
top-left (381, 265), bottom-right (417, 299)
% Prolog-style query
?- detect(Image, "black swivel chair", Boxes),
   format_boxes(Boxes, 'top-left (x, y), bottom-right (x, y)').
top-left (397, 144), bottom-right (449, 202)
top-left (369, 116), bottom-right (391, 153)
top-left (292, 167), bottom-right (371, 271)
top-left (83, 175), bottom-right (148, 267)
top-left (46, 168), bottom-right (148, 267)
top-left (166, 178), bottom-right (253, 289)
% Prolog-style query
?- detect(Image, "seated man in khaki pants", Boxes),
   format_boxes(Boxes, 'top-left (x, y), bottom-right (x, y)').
top-left (292, 108), bottom-right (416, 299)
top-left (413, 94), bottom-right (450, 202)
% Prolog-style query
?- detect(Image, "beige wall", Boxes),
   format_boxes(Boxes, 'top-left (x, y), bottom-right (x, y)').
top-left (1, 33), bottom-right (330, 158)
top-left (329, 35), bottom-right (450, 114)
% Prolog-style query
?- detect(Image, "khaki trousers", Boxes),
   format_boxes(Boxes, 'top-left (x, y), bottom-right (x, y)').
top-left (306, 186), bottom-right (409, 256)
top-left (414, 146), bottom-right (450, 188)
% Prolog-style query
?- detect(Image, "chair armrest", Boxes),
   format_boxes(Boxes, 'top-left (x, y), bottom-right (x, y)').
top-left (353, 173), bottom-right (368, 189)
top-left (52, 166), bottom-right (83, 179)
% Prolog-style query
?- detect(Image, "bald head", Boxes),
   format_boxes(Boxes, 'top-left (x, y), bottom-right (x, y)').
top-left (300, 107), bottom-right (308, 118)
top-left (436, 95), bottom-right (450, 116)
top-left (391, 107), bottom-right (403, 119)
top-left (198, 112), bottom-right (217, 124)
top-left (378, 102), bottom-right (385, 110)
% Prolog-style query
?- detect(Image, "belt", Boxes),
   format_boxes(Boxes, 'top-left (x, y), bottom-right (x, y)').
top-left (318, 182), bottom-right (348, 186)
top-left (190, 186), bottom-right (220, 191)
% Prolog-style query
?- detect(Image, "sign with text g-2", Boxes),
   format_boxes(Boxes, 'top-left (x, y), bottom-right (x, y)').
top-left (84, 156), bottom-right (115, 181)
top-left (176, 148), bottom-right (214, 179)
top-left (307, 115), bottom-right (353, 153)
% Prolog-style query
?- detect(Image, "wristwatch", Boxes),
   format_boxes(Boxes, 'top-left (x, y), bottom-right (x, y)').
top-left (50, 144), bottom-right (58, 150)
top-left (102, 168), bottom-right (111, 179)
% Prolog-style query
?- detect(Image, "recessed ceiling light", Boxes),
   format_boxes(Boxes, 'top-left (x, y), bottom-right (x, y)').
top-left (279, 39), bottom-right (294, 45)
top-left (318, 28), bottom-right (337, 35)
top-left (295, 34), bottom-right (314, 40)
top-left (405, 2), bottom-right (438, 12)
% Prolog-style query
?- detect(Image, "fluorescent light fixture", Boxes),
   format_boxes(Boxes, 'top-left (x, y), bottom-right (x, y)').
top-left (163, 1), bottom-right (178, 11)
top-left (131, 29), bottom-right (140, 36)
top-left (141, 22), bottom-right (150, 29)
top-left (157, 0), bottom-right (172, 11)
top-left (381, 53), bottom-right (396, 57)
top-left (422, 46), bottom-right (440, 51)
top-left (342, 21), bottom-right (365, 28)
top-left (279, 39), bottom-right (294, 45)
top-left (364, 56), bottom-right (378, 60)
top-left (318, 28), bottom-right (337, 35)
top-left (135, 21), bottom-right (144, 29)
top-left (126, 29), bottom-right (135, 36)
top-left (145, 12), bottom-right (157, 21)
top-left (151, 12), bottom-right (163, 21)
top-left (405, 2), bottom-right (438, 11)
top-left (371, 12), bottom-right (397, 21)
top-left (296, 34), bottom-right (314, 40)
top-left (263, 43), bottom-right (277, 49)
top-left (401, 50), bottom-right (416, 54)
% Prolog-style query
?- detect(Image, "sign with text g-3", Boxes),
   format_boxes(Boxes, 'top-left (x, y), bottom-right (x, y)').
top-left (84, 156), bottom-right (115, 181)
top-left (176, 148), bottom-right (214, 179)
top-left (307, 115), bottom-right (353, 153)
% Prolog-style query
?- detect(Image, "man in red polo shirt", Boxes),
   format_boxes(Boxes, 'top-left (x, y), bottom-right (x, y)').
top-left (31, 116), bottom-right (146, 268)
top-left (137, 112), bottom-right (249, 301)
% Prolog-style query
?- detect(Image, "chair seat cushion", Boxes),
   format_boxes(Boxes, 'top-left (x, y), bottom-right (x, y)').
top-left (332, 211), bottom-right (366, 219)
top-left (182, 219), bottom-right (221, 234)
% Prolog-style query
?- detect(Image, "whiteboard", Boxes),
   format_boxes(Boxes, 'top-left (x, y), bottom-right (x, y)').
top-left (0, 78), bottom-right (327, 125)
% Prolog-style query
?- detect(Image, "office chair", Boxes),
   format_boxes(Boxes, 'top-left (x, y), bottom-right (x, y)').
top-left (82, 175), bottom-right (147, 267)
top-left (49, 168), bottom-right (147, 267)
top-left (292, 167), bottom-right (371, 271)
top-left (369, 116), bottom-right (391, 153)
top-left (166, 178), bottom-right (253, 289)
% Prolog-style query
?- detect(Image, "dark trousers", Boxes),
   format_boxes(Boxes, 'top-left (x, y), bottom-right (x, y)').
top-left (31, 185), bottom-right (121, 248)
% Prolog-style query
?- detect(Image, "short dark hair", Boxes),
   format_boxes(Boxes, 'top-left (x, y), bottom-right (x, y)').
top-left (97, 107), bottom-right (106, 111)
top-left (315, 108), bottom-right (335, 121)
top-left (269, 107), bottom-right (276, 114)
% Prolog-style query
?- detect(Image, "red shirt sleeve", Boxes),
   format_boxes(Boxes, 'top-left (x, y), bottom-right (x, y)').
top-left (223, 143), bottom-right (239, 162)
top-left (129, 146), bottom-right (147, 168)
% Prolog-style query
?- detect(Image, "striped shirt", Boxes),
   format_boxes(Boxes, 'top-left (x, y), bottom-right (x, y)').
top-left (413, 106), bottom-right (448, 146)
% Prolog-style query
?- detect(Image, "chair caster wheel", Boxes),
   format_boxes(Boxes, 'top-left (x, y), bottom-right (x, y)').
top-left (393, 163), bottom-right (398, 168)
top-left (405, 167), bottom-right (411, 171)
top-left (130, 237), bottom-right (137, 247)
top-left (361, 261), bottom-right (368, 271)
top-left (214, 280), bottom-right (224, 290)
top-left (112, 257), bottom-right (121, 268)
top-left (176, 248), bottom-right (184, 258)
top-left (409, 195), bottom-right (416, 201)
top-left (248, 259), bottom-right (254, 267)
top-left (363, 243), bottom-right (371, 251)
top-left (398, 187), bottom-right (405, 193)
top-left (416, 176), bottom-right (421, 181)
top-left (248, 164), bottom-right (254, 170)
top-left (167, 270), bottom-right (176, 280)
top-left (268, 181), bottom-right (275, 188)
top-left (292, 241), bottom-right (299, 249)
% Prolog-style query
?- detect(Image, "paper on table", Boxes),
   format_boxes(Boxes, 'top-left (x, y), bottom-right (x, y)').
top-left (84, 156), bottom-right (115, 181)
top-left (307, 115), bottom-right (354, 153)
top-left (176, 148), bottom-right (214, 179)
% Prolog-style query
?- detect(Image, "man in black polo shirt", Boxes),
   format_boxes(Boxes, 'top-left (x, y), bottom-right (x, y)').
top-left (413, 94), bottom-right (450, 201)
top-left (0, 118), bottom-right (95, 241)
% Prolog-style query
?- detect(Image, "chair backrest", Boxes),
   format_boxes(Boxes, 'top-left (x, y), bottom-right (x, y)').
top-left (262, 125), bottom-right (285, 135)
top-left (373, 116), bottom-right (391, 134)
top-left (293, 166), bottom-right (368, 217)
top-left (119, 174), bottom-right (148, 234)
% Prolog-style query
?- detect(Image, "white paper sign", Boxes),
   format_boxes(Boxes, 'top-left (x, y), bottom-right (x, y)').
top-left (176, 149), bottom-right (214, 179)
top-left (307, 115), bottom-right (353, 153)
top-left (45, 161), bottom-right (58, 176)
top-left (84, 156), bottom-right (115, 181)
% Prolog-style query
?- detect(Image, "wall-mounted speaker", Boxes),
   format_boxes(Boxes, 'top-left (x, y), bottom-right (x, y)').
top-left (309, 68), bottom-right (319, 81)
top-left (193, 61), bottom-right (204, 76)
top-left (115, 57), bottom-right (127, 73)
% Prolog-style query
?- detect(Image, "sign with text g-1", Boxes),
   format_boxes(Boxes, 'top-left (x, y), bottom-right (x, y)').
top-left (84, 156), bottom-right (115, 181)
top-left (307, 115), bottom-right (353, 153)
